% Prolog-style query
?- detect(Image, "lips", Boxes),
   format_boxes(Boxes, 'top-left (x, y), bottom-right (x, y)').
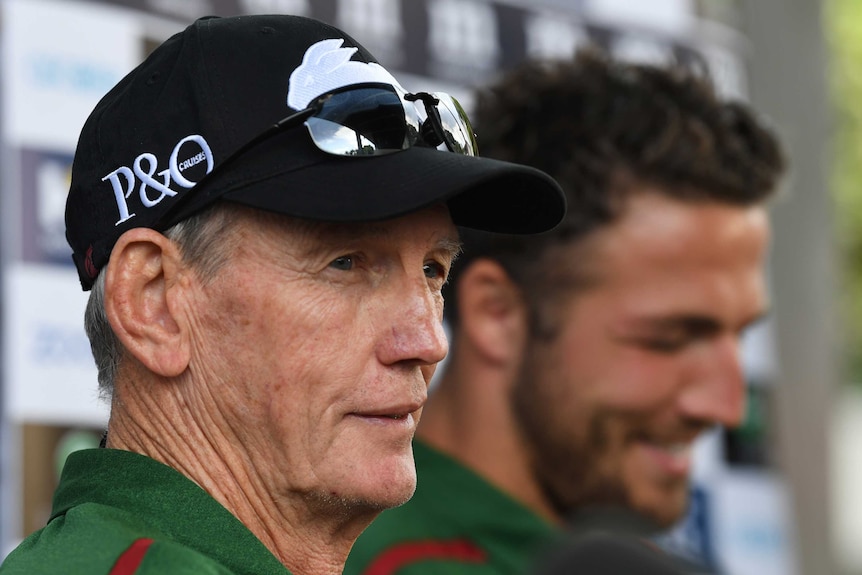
top-left (353, 399), bottom-right (424, 422)
top-left (651, 441), bottom-right (690, 455)
top-left (360, 412), bottom-right (412, 421)
top-left (637, 438), bottom-right (694, 476)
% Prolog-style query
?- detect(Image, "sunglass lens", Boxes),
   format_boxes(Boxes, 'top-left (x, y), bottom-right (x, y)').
top-left (305, 88), bottom-right (417, 156)
top-left (433, 93), bottom-right (478, 157)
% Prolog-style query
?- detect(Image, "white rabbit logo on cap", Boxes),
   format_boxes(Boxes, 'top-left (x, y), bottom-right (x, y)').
top-left (287, 38), bottom-right (405, 110)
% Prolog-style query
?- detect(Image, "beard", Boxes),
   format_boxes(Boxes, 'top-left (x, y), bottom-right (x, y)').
top-left (510, 349), bottom-right (691, 529)
top-left (512, 376), bottom-right (630, 515)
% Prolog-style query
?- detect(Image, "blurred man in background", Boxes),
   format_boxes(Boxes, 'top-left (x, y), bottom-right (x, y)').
top-left (346, 49), bottom-right (786, 575)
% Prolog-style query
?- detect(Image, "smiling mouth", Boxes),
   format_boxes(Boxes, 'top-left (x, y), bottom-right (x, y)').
top-left (649, 441), bottom-right (690, 455)
top-left (637, 437), bottom-right (695, 475)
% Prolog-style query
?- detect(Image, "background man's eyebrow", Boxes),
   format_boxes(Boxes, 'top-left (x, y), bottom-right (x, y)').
top-left (641, 311), bottom-right (771, 334)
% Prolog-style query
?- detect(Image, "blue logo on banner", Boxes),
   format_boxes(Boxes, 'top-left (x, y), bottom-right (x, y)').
top-left (29, 54), bottom-right (118, 94)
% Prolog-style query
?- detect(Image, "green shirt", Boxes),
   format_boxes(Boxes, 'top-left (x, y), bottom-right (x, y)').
top-left (0, 449), bottom-right (291, 575)
top-left (345, 440), bottom-right (559, 575)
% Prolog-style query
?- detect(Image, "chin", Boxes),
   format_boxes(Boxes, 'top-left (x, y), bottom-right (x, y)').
top-left (366, 481), bottom-right (416, 511)
top-left (634, 490), bottom-right (690, 530)
top-left (306, 475), bottom-right (417, 523)
top-left (342, 484), bottom-right (417, 519)
top-left (353, 461), bottom-right (418, 511)
top-left (381, 470), bottom-right (418, 508)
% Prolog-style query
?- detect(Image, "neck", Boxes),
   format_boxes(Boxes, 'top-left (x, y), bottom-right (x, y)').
top-left (418, 354), bottom-right (563, 525)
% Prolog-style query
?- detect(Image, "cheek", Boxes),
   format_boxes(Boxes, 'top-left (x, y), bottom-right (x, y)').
top-left (596, 350), bottom-right (694, 416)
top-left (551, 321), bottom-right (688, 415)
top-left (262, 299), bottom-right (369, 393)
top-left (200, 277), bottom-right (364, 399)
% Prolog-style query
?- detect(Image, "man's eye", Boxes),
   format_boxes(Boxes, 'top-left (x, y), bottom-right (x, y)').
top-left (640, 338), bottom-right (687, 353)
top-left (330, 256), bottom-right (354, 271)
top-left (424, 261), bottom-right (447, 281)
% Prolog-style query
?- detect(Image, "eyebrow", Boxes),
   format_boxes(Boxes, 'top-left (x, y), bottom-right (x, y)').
top-left (434, 236), bottom-right (464, 261)
top-left (628, 309), bottom-right (770, 336)
top-left (300, 221), bottom-right (462, 259)
top-left (345, 222), bottom-right (462, 257)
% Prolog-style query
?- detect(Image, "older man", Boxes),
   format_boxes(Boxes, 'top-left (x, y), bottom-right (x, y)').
top-left (0, 14), bottom-right (564, 575)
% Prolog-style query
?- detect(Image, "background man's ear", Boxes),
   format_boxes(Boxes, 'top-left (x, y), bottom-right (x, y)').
top-left (455, 258), bottom-right (528, 365)
top-left (103, 228), bottom-right (190, 377)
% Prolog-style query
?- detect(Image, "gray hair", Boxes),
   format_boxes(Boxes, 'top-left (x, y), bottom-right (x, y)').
top-left (84, 203), bottom-right (239, 401)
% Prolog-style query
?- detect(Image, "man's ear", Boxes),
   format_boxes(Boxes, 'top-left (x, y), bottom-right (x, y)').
top-left (454, 259), bottom-right (528, 366)
top-left (103, 228), bottom-right (190, 377)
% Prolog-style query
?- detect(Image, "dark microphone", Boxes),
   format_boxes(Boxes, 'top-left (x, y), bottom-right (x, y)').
top-left (529, 507), bottom-right (716, 575)
top-left (531, 531), bottom-right (711, 575)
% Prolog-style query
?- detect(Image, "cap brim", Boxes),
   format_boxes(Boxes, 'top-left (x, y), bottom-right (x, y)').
top-left (170, 128), bottom-right (566, 234)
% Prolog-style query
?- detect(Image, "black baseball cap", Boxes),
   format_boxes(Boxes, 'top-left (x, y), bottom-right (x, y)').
top-left (65, 14), bottom-right (566, 290)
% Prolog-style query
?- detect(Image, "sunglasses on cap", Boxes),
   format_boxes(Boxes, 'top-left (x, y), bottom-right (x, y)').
top-left (230, 83), bottom-right (478, 164)
top-left (152, 83), bottom-right (479, 231)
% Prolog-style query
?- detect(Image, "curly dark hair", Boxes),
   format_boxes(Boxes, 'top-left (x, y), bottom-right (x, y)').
top-left (443, 48), bottom-right (787, 334)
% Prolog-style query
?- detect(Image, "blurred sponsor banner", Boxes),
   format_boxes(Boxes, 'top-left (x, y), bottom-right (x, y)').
top-left (78, 0), bottom-right (748, 98)
top-left (3, 263), bottom-right (104, 427)
top-left (2, 0), bottom-right (141, 151)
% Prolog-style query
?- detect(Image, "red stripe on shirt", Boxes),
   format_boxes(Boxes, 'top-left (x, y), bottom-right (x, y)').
top-left (109, 538), bottom-right (154, 575)
top-left (362, 539), bottom-right (487, 575)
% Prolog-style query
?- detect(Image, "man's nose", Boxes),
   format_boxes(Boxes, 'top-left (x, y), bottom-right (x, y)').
top-left (678, 334), bottom-right (748, 428)
top-left (377, 278), bottom-right (449, 368)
